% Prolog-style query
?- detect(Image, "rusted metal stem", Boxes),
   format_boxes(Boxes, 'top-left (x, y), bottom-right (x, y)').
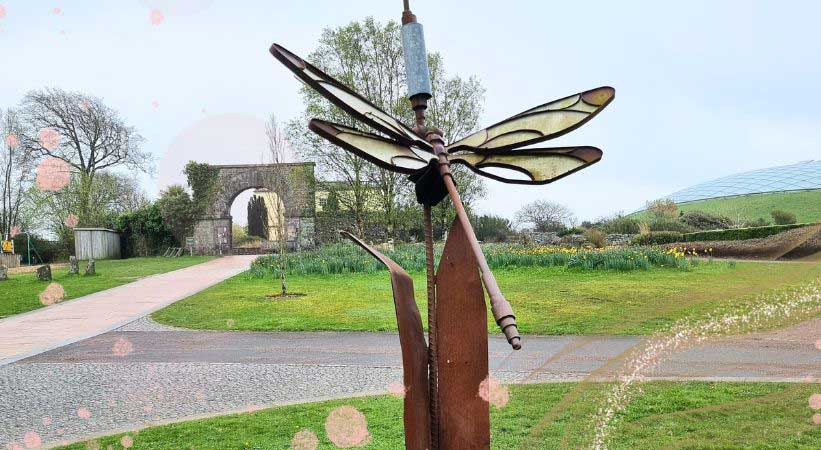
top-left (428, 137), bottom-right (522, 350)
top-left (423, 205), bottom-right (438, 449)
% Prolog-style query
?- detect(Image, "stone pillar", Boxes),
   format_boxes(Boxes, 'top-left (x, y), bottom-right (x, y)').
top-left (85, 259), bottom-right (96, 276)
top-left (37, 265), bottom-right (52, 281)
top-left (69, 256), bottom-right (79, 274)
top-left (0, 265), bottom-right (7, 281)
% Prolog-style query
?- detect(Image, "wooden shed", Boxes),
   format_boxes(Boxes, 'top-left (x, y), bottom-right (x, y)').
top-left (74, 228), bottom-right (121, 260)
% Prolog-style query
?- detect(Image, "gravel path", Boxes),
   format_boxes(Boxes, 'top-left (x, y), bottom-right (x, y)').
top-left (1, 317), bottom-right (818, 448)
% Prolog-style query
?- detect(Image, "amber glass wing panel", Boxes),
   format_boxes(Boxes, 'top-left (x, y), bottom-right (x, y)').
top-left (270, 43), bottom-right (430, 150)
top-left (309, 119), bottom-right (433, 175)
top-left (450, 147), bottom-right (602, 185)
top-left (448, 87), bottom-right (615, 152)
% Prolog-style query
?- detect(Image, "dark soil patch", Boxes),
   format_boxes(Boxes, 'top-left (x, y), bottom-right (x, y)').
top-left (264, 293), bottom-right (306, 300)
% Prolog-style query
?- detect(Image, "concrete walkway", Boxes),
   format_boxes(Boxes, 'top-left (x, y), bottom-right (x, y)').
top-left (0, 255), bottom-right (255, 366)
top-left (1, 317), bottom-right (817, 448)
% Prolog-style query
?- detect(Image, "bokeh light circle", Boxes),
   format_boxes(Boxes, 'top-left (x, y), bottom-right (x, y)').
top-left (324, 405), bottom-right (371, 448)
top-left (36, 157), bottom-right (71, 191)
top-left (478, 375), bottom-right (509, 409)
top-left (38, 127), bottom-right (60, 150)
top-left (5, 133), bottom-right (18, 148)
top-left (39, 283), bottom-right (65, 306)
top-left (290, 429), bottom-right (318, 450)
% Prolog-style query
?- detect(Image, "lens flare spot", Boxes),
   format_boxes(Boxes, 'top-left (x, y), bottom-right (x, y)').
top-left (324, 405), bottom-right (371, 448)
top-left (23, 432), bottom-right (41, 448)
top-left (813, 413), bottom-right (821, 425)
top-left (290, 429), bottom-right (318, 450)
top-left (6, 442), bottom-right (24, 450)
top-left (387, 381), bottom-right (406, 399)
top-left (120, 436), bottom-right (133, 448)
top-left (39, 283), bottom-right (65, 306)
top-left (149, 9), bottom-right (164, 25)
top-left (52, 7), bottom-right (61, 15)
top-left (5, 133), bottom-right (18, 148)
top-left (112, 337), bottom-right (134, 357)
top-left (815, 339), bottom-right (821, 350)
top-left (36, 157), bottom-right (71, 191)
top-left (41, 417), bottom-right (51, 426)
top-left (64, 214), bottom-right (79, 229)
top-left (10, 226), bottom-right (20, 237)
top-left (151, 100), bottom-right (160, 109)
top-left (38, 127), bottom-right (60, 150)
top-left (77, 407), bottom-right (92, 419)
top-left (810, 393), bottom-right (821, 410)
top-left (0, 5), bottom-right (7, 19)
top-left (478, 375), bottom-right (509, 409)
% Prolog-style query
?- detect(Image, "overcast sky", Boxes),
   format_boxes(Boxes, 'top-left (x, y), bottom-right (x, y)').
top-left (1, 0), bottom-right (819, 224)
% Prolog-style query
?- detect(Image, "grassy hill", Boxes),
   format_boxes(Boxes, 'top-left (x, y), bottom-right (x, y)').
top-left (632, 190), bottom-right (821, 224)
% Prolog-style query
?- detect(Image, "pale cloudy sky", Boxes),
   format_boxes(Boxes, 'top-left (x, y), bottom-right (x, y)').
top-left (1, 0), bottom-right (819, 224)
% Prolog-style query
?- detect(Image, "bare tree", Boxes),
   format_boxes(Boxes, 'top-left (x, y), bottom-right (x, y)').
top-left (515, 200), bottom-right (576, 232)
top-left (1, 108), bottom-right (36, 238)
top-left (266, 114), bottom-right (306, 297)
top-left (19, 88), bottom-right (152, 225)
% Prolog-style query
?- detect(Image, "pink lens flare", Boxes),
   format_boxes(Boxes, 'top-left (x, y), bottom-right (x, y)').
top-left (387, 381), bottom-right (406, 399)
top-left (810, 393), bottom-right (821, 410)
top-left (36, 157), bottom-right (71, 191)
top-left (813, 413), bottom-right (821, 425)
top-left (120, 436), bottom-right (133, 448)
top-left (77, 407), bottom-right (92, 419)
top-left (38, 127), bottom-right (60, 150)
top-left (0, 5), bottom-right (7, 19)
top-left (41, 417), bottom-right (52, 426)
top-left (291, 429), bottom-right (319, 450)
top-left (139, 0), bottom-right (213, 16)
top-left (52, 7), bottom-right (61, 15)
top-left (149, 9), bottom-right (164, 25)
top-left (815, 339), bottom-right (821, 350)
top-left (22, 432), bottom-right (41, 449)
top-left (64, 214), bottom-right (79, 229)
top-left (39, 283), bottom-right (65, 306)
top-left (5, 133), bottom-right (18, 148)
top-left (10, 226), bottom-right (21, 237)
top-left (478, 375), bottom-right (509, 409)
top-left (151, 100), bottom-right (160, 109)
top-left (6, 442), bottom-right (24, 450)
top-left (79, 99), bottom-right (91, 111)
top-left (324, 405), bottom-right (371, 448)
top-left (112, 337), bottom-right (134, 356)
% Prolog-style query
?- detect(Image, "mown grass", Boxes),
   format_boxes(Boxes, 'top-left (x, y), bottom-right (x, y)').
top-left (56, 381), bottom-right (821, 449)
top-left (632, 190), bottom-right (821, 224)
top-left (153, 261), bottom-right (821, 335)
top-left (0, 257), bottom-right (214, 319)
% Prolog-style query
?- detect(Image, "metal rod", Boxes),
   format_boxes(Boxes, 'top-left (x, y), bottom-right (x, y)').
top-left (429, 138), bottom-right (522, 350)
top-left (422, 205), bottom-right (438, 448)
top-left (403, 0), bottom-right (411, 11)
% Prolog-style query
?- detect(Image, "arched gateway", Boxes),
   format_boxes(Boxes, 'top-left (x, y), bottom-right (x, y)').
top-left (192, 163), bottom-right (316, 254)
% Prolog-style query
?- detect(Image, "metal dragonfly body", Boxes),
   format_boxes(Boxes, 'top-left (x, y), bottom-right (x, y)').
top-left (269, 43), bottom-right (614, 350)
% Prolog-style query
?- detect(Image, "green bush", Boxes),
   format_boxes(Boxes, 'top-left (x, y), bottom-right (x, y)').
top-left (558, 227), bottom-right (585, 237)
top-left (249, 242), bottom-right (698, 277)
top-left (115, 203), bottom-right (176, 257)
top-left (11, 233), bottom-right (65, 264)
top-left (743, 217), bottom-right (770, 228)
top-left (600, 215), bottom-right (640, 234)
top-left (647, 218), bottom-right (695, 233)
top-left (679, 210), bottom-right (734, 230)
top-left (584, 229), bottom-right (606, 248)
top-left (770, 209), bottom-right (796, 225)
top-left (684, 223), bottom-right (814, 242)
top-left (631, 231), bottom-right (684, 246)
top-left (473, 214), bottom-right (513, 242)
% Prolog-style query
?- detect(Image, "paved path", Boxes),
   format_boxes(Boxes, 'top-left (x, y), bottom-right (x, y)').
top-left (1, 317), bottom-right (817, 448)
top-left (0, 256), bottom-right (255, 366)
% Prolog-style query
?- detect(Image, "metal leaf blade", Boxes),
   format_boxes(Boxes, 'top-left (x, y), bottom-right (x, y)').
top-left (450, 146), bottom-right (603, 185)
top-left (270, 43), bottom-right (430, 149)
top-left (448, 87), bottom-right (615, 152)
top-left (309, 119), bottom-right (433, 175)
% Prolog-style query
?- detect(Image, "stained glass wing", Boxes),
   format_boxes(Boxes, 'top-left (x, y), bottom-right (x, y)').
top-left (447, 87), bottom-right (615, 152)
top-left (270, 43), bottom-right (430, 150)
top-left (309, 119), bottom-right (434, 175)
top-left (450, 146), bottom-right (602, 185)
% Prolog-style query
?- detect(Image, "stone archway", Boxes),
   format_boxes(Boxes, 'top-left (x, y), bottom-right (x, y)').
top-left (192, 163), bottom-right (316, 254)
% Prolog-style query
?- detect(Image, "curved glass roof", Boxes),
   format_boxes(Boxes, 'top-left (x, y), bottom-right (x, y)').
top-left (665, 160), bottom-right (821, 203)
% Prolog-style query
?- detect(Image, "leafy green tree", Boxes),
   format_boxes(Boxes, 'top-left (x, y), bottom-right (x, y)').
top-left (156, 185), bottom-right (195, 243)
top-left (288, 17), bottom-right (486, 239)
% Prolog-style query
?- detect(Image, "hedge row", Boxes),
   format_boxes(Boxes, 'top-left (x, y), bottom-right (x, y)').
top-left (631, 231), bottom-right (684, 246)
top-left (683, 223), bottom-right (816, 242)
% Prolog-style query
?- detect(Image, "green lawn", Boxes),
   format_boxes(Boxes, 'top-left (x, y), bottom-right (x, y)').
top-left (153, 261), bottom-right (821, 335)
top-left (633, 190), bottom-right (821, 224)
top-left (0, 257), bottom-right (214, 319)
top-left (57, 381), bottom-right (821, 449)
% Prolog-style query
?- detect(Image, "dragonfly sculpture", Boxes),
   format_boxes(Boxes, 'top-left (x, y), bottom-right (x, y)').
top-left (270, 12), bottom-right (614, 446)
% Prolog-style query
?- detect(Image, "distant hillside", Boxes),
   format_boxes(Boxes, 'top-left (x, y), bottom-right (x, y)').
top-left (632, 190), bottom-right (821, 224)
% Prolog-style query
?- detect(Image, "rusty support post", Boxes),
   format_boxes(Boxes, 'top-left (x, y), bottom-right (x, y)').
top-left (423, 205), bottom-right (438, 449)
